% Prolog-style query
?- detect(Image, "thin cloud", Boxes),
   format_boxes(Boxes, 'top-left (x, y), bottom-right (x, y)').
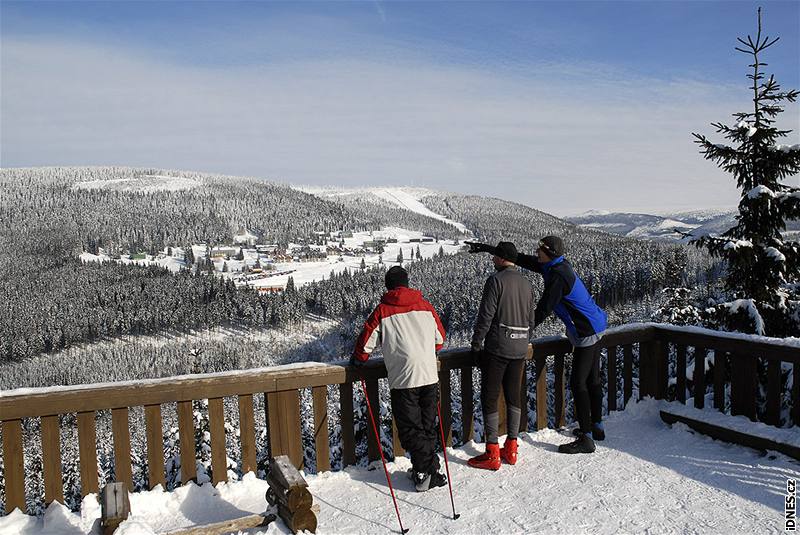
top-left (2, 37), bottom-right (795, 215)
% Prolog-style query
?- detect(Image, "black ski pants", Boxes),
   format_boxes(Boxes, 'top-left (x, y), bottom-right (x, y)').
top-left (570, 343), bottom-right (603, 433)
top-left (480, 352), bottom-right (525, 444)
top-left (390, 383), bottom-right (440, 475)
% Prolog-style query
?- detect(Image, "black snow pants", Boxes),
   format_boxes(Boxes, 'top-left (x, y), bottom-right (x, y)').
top-left (480, 352), bottom-right (525, 444)
top-left (570, 343), bottom-right (603, 433)
top-left (390, 383), bottom-right (441, 475)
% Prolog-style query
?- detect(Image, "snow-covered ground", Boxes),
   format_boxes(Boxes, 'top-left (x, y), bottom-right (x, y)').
top-left (3, 399), bottom-right (794, 534)
top-left (72, 175), bottom-right (201, 192)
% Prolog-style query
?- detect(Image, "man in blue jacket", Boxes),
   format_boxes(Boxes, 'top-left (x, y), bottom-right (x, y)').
top-left (468, 236), bottom-right (607, 454)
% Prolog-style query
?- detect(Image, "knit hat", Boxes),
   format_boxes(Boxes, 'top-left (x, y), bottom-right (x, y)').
top-left (538, 236), bottom-right (565, 259)
top-left (385, 266), bottom-right (409, 290)
top-left (495, 241), bottom-right (518, 264)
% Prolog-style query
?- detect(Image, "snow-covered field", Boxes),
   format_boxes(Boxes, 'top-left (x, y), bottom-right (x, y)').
top-left (3, 399), bottom-right (794, 534)
top-left (72, 175), bottom-right (201, 192)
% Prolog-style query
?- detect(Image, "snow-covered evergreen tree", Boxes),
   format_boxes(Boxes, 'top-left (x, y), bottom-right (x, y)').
top-left (690, 8), bottom-right (800, 336)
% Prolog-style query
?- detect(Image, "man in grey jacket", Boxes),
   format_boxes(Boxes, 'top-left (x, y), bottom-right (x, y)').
top-left (468, 242), bottom-right (535, 470)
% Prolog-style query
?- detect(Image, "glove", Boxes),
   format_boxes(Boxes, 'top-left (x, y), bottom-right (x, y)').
top-left (465, 241), bottom-right (495, 255)
top-left (349, 355), bottom-right (367, 367)
top-left (470, 343), bottom-right (483, 366)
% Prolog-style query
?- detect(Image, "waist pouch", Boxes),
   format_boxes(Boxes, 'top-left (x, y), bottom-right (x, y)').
top-left (499, 323), bottom-right (530, 355)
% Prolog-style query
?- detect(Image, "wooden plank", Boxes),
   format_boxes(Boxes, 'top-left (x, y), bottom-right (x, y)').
top-left (0, 367), bottom-right (347, 421)
top-left (623, 345), bottom-right (633, 406)
top-left (364, 378), bottom-right (380, 462)
top-left (554, 354), bottom-right (566, 428)
top-left (638, 341), bottom-right (654, 400)
top-left (607, 346), bottom-right (617, 412)
top-left (660, 410), bottom-right (800, 461)
top-left (693, 347), bottom-right (706, 409)
top-left (144, 404), bottom-right (165, 490)
top-left (713, 351), bottom-right (727, 412)
top-left (654, 341), bottom-right (668, 400)
top-left (765, 359), bottom-right (782, 427)
top-left (730, 353), bottom-right (757, 421)
top-left (439, 369), bottom-right (452, 446)
top-left (460, 365), bottom-right (474, 444)
top-left (41, 414), bottom-right (64, 505)
top-left (177, 400), bottom-right (196, 484)
top-left (237, 395), bottom-right (257, 476)
top-left (208, 397), bottom-right (227, 485)
top-left (339, 382), bottom-right (355, 467)
top-left (77, 411), bottom-right (99, 497)
top-left (676, 345), bottom-right (687, 404)
top-left (311, 386), bottom-right (330, 473)
top-left (794, 363), bottom-right (800, 427)
top-left (534, 354), bottom-right (548, 430)
top-left (111, 407), bottom-right (133, 492)
top-left (1, 419), bottom-right (25, 514)
top-left (654, 326), bottom-right (800, 363)
top-left (100, 481), bottom-right (130, 534)
top-left (267, 390), bottom-right (303, 469)
top-left (164, 513), bottom-right (275, 535)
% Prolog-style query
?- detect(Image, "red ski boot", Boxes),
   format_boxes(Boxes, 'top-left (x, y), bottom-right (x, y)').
top-left (500, 438), bottom-right (518, 465)
top-left (468, 443), bottom-right (501, 470)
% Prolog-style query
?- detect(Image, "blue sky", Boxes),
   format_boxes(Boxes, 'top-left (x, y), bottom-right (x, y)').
top-left (2, 1), bottom-right (799, 215)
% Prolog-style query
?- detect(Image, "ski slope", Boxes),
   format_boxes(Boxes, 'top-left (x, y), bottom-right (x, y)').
top-left (2, 399), bottom-right (794, 534)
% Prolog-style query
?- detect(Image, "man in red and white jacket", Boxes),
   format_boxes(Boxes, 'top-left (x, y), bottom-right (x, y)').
top-left (350, 266), bottom-right (447, 492)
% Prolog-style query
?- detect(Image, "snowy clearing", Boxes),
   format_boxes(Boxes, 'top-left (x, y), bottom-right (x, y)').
top-left (72, 175), bottom-right (201, 192)
top-left (3, 399), bottom-right (795, 534)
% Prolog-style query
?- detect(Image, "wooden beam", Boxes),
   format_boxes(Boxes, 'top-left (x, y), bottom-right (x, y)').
top-left (237, 395), bottom-right (257, 476)
top-left (623, 345), bottom-right (633, 406)
top-left (439, 369), bottom-right (452, 446)
top-left (2, 419), bottom-right (26, 514)
top-left (534, 354), bottom-right (548, 430)
top-left (208, 398), bottom-right (227, 485)
top-left (607, 346), bottom-right (617, 412)
top-left (144, 405), bottom-right (165, 490)
top-left (660, 410), bottom-right (800, 460)
top-left (77, 411), bottom-right (98, 497)
top-left (554, 354), bottom-right (566, 428)
top-left (339, 382), bottom-right (355, 467)
top-left (311, 386), bottom-right (330, 473)
top-left (693, 348), bottom-right (706, 409)
top-left (41, 415), bottom-right (64, 505)
top-left (267, 390), bottom-right (303, 469)
top-left (676, 345), bottom-right (687, 404)
top-left (177, 401), bottom-right (196, 484)
top-left (364, 379), bottom-right (380, 463)
top-left (460, 365), bottom-right (474, 444)
top-left (765, 359), bottom-right (781, 426)
top-left (713, 351), bottom-right (727, 412)
top-left (111, 408), bottom-right (133, 491)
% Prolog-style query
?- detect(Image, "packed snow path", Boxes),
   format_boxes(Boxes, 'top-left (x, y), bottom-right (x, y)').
top-left (3, 400), bottom-right (796, 534)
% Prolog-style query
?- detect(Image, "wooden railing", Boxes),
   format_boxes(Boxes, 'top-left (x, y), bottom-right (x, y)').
top-left (1, 324), bottom-right (798, 515)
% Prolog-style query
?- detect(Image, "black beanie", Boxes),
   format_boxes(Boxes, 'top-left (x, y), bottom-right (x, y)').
top-left (385, 266), bottom-right (409, 290)
top-left (539, 236), bottom-right (565, 258)
top-left (495, 241), bottom-right (518, 264)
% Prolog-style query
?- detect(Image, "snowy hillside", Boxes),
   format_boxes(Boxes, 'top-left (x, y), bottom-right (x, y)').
top-left (2, 399), bottom-right (790, 534)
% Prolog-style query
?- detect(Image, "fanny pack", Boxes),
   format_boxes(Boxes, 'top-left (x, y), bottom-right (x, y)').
top-left (500, 323), bottom-right (530, 340)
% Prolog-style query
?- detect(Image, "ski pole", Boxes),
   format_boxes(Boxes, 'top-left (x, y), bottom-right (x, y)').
top-left (436, 402), bottom-right (460, 520)
top-left (360, 377), bottom-right (409, 534)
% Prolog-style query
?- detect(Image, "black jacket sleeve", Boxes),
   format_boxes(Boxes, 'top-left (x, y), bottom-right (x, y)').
top-left (534, 272), bottom-right (569, 327)
top-left (472, 276), bottom-right (499, 347)
top-left (516, 253), bottom-right (543, 274)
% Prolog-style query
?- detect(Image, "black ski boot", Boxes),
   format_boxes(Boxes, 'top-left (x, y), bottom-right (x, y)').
top-left (558, 433), bottom-right (596, 454)
top-left (572, 423), bottom-right (605, 441)
top-left (427, 470), bottom-right (447, 490)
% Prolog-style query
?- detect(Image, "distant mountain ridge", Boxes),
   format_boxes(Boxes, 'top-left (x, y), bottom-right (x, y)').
top-left (567, 208), bottom-right (800, 241)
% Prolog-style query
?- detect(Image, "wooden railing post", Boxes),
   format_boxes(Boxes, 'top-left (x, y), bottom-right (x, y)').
top-left (177, 400), bottom-right (196, 484)
top-left (554, 354), bottom-right (566, 428)
top-left (339, 382), bottom-right (355, 468)
top-left (144, 404), bottom-right (165, 490)
top-left (364, 378), bottom-right (380, 463)
top-left (460, 365), bottom-right (474, 444)
top-left (111, 407), bottom-right (133, 491)
top-left (311, 387), bottom-right (330, 473)
top-left (607, 346), bottom-right (618, 412)
top-left (713, 352), bottom-right (727, 412)
top-left (654, 341), bottom-right (668, 400)
top-left (439, 369), bottom-right (452, 447)
top-left (208, 397), bottom-right (227, 485)
top-left (693, 348), bottom-right (707, 409)
top-left (41, 414), bottom-right (64, 505)
top-left (2, 419), bottom-right (26, 514)
top-left (267, 390), bottom-right (303, 469)
top-left (237, 395), bottom-right (258, 476)
top-left (639, 341), bottom-right (655, 400)
top-left (77, 410), bottom-right (99, 497)
top-left (730, 353), bottom-right (757, 421)
top-left (623, 345), bottom-right (633, 406)
top-left (534, 354), bottom-right (548, 430)
top-left (676, 345), bottom-right (687, 404)
top-left (764, 359), bottom-right (782, 427)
